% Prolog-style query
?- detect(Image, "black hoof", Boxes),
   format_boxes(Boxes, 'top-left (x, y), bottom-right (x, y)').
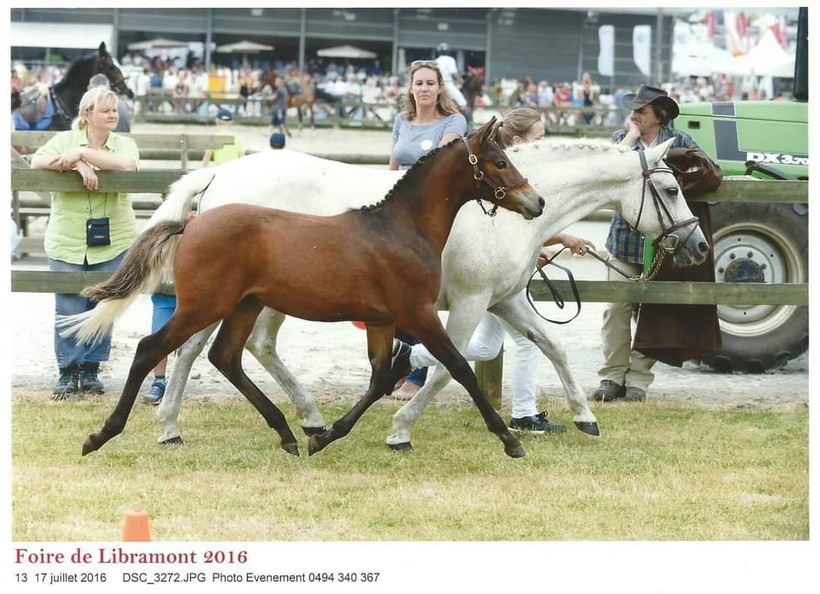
top-left (574, 421), bottom-right (600, 436)
top-left (301, 425), bottom-right (326, 436)
top-left (81, 434), bottom-right (101, 456)
top-left (159, 436), bottom-right (184, 446)
top-left (307, 434), bottom-right (327, 456)
top-left (282, 442), bottom-right (300, 457)
top-left (388, 442), bottom-right (413, 453)
top-left (505, 443), bottom-right (526, 458)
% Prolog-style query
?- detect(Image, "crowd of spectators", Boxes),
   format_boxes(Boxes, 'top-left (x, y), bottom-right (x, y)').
top-left (13, 52), bottom-right (789, 128)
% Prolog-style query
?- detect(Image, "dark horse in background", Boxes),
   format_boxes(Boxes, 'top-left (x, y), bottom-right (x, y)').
top-left (259, 69), bottom-right (320, 130)
top-left (13, 42), bottom-right (133, 132)
top-left (461, 66), bottom-right (485, 126)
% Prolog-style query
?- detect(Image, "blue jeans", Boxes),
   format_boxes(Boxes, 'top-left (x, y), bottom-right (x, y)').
top-left (151, 293), bottom-right (176, 333)
top-left (50, 252), bottom-right (127, 369)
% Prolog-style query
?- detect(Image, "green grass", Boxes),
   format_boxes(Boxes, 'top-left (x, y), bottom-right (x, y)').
top-left (11, 394), bottom-right (809, 541)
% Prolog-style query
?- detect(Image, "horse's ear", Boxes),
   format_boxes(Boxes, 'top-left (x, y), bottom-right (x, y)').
top-left (98, 42), bottom-right (109, 57)
top-left (477, 116), bottom-right (497, 144)
top-left (644, 138), bottom-right (675, 166)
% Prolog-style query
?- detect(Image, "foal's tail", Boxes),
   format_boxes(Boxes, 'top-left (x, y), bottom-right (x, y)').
top-left (145, 167), bottom-right (216, 229)
top-left (57, 221), bottom-right (187, 344)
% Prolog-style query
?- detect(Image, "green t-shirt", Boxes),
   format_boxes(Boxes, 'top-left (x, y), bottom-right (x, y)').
top-left (212, 132), bottom-right (245, 165)
top-left (34, 129), bottom-right (140, 265)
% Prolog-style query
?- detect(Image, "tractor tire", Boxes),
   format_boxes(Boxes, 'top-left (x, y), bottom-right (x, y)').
top-left (701, 202), bottom-right (808, 373)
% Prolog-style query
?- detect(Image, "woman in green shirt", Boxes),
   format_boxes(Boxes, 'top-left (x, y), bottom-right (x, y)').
top-left (31, 86), bottom-right (139, 400)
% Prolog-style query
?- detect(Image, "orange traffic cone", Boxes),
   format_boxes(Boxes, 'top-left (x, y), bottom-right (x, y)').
top-left (122, 508), bottom-right (152, 541)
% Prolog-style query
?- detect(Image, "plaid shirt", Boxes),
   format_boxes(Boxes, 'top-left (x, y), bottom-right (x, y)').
top-left (605, 125), bottom-right (704, 263)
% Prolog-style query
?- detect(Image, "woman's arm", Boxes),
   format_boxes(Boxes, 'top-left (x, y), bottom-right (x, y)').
top-left (31, 147), bottom-right (136, 172)
top-left (439, 131), bottom-right (462, 146)
top-left (388, 140), bottom-right (399, 170)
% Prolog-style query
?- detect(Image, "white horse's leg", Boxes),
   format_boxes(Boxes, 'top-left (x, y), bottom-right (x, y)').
top-left (490, 290), bottom-right (599, 435)
top-left (244, 308), bottom-right (326, 433)
top-left (155, 322), bottom-right (219, 444)
top-left (386, 296), bottom-right (491, 449)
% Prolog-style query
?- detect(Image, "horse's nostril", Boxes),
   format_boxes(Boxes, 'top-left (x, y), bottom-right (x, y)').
top-left (538, 197), bottom-right (545, 208)
top-left (699, 241), bottom-right (710, 255)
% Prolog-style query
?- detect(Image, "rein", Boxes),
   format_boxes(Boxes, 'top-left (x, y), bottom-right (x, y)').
top-left (460, 136), bottom-right (529, 217)
top-left (525, 247), bottom-right (582, 324)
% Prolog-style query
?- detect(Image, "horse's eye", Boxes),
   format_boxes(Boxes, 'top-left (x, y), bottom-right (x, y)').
top-left (495, 161), bottom-right (507, 170)
top-left (666, 187), bottom-right (679, 197)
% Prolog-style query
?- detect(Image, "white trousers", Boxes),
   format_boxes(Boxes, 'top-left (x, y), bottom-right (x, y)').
top-left (409, 312), bottom-right (541, 418)
top-left (444, 81), bottom-right (467, 107)
top-left (597, 256), bottom-right (656, 390)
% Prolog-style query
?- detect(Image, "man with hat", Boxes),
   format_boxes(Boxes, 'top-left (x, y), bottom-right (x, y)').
top-left (593, 84), bottom-right (709, 403)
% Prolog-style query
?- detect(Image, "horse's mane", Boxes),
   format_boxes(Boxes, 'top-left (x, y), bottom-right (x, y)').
top-left (53, 51), bottom-right (97, 90)
top-left (353, 136), bottom-right (460, 212)
top-left (502, 136), bottom-right (631, 167)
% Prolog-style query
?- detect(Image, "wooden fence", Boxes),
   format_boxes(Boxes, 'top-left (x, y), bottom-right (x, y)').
top-left (9, 165), bottom-right (808, 407)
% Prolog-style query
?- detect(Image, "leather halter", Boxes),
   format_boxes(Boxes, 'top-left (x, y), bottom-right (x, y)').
top-left (461, 136), bottom-right (529, 217)
top-left (636, 150), bottom-right (700, 254)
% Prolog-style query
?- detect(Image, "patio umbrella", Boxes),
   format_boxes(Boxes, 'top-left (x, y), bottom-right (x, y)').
top-left (127, 37), bottom-right (190, 51)
top-left (216, 40), bottom-right (274, 53)
top-left (317, 44), bottom-right (377, 60)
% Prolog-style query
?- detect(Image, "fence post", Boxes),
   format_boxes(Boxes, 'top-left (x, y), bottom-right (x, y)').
top-left (180, 135), bottom-right (189, 170)
top-left (475, 348), bottom-right (503, 410)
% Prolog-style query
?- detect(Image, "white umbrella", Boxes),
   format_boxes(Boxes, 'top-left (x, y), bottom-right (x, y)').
top-left (128, 37), bottom-right (190, 51)
top-left (216, 40), bottom-right (274, 53)
top-left (317, 44), bottom-right (377, 60)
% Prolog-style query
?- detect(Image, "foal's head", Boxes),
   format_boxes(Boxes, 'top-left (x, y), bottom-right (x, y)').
top-left (459, 117), bottom-right (544, 220)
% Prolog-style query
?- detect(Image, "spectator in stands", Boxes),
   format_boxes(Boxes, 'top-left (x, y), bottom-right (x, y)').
top-left (536, 80), bottom-right (554, 108)
top-left (30, 86), bottom-right (139, 400)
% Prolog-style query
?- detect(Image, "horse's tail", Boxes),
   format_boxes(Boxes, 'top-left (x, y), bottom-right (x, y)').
top-left (57, 221), bottom-right (187, 344)
top-left (145, 167), bottom-right (217, 229)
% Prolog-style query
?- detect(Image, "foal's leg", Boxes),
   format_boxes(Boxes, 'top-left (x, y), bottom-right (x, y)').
top-left (387, 295), bottom-right (490, 450)
top-left (155, 322), bottom-right (219, 445)
top-left (207, 298), bottom-right (300, 457)
top-left (307, 322), bottom-right (397, 456)
top-left (83, 314), bottom-right (208, 456)
top-left (244, 308), bottom-right (326, 434)
top-left (490, 290), bottom-right (599, 435)
top-left (401, 308), bottom-right (525, 458)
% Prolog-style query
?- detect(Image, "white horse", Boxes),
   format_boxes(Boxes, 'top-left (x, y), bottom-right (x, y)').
top-left (148, 138), bottom-right (708, 449)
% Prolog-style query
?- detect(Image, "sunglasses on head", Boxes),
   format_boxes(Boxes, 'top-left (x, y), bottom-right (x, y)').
top-left (410, 60), bottom-right (439, 69)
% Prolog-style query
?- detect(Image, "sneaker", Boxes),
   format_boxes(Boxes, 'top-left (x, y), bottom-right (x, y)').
top-left (592, 379), bottom-right (625, 402)
top-left (624, 386), bottom-right (647, 402)
top-left (52, 365), bottom-right (80, 400)
top-left (144, 377), bottom-right (167, 405)
top-left (508, 412), bottom-right (567, 434)
top-left (78, 362), bottom-right (105, 394)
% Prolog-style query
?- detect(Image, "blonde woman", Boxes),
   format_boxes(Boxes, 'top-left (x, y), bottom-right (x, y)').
top-left (31, 86), bottom-right (139, 399)
top-left (389, 60), bottom-right (468, 396)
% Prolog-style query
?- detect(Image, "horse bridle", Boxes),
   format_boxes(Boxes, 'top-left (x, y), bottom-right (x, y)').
top-left (635, 149), bottom-right (700, 255)
top-left (461, 136), bottom-right (529, 217)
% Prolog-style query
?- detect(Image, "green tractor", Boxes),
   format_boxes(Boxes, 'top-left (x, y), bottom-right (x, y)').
top-left (674, 8), bottom-right (808, 373)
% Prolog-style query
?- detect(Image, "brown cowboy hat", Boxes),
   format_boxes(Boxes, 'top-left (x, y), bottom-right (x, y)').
top-left (622, 84), bottom-right (679, 120)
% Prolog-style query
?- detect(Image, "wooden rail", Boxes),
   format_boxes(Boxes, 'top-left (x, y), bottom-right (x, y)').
top-left (11, 131), bottom-right (236, 171)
